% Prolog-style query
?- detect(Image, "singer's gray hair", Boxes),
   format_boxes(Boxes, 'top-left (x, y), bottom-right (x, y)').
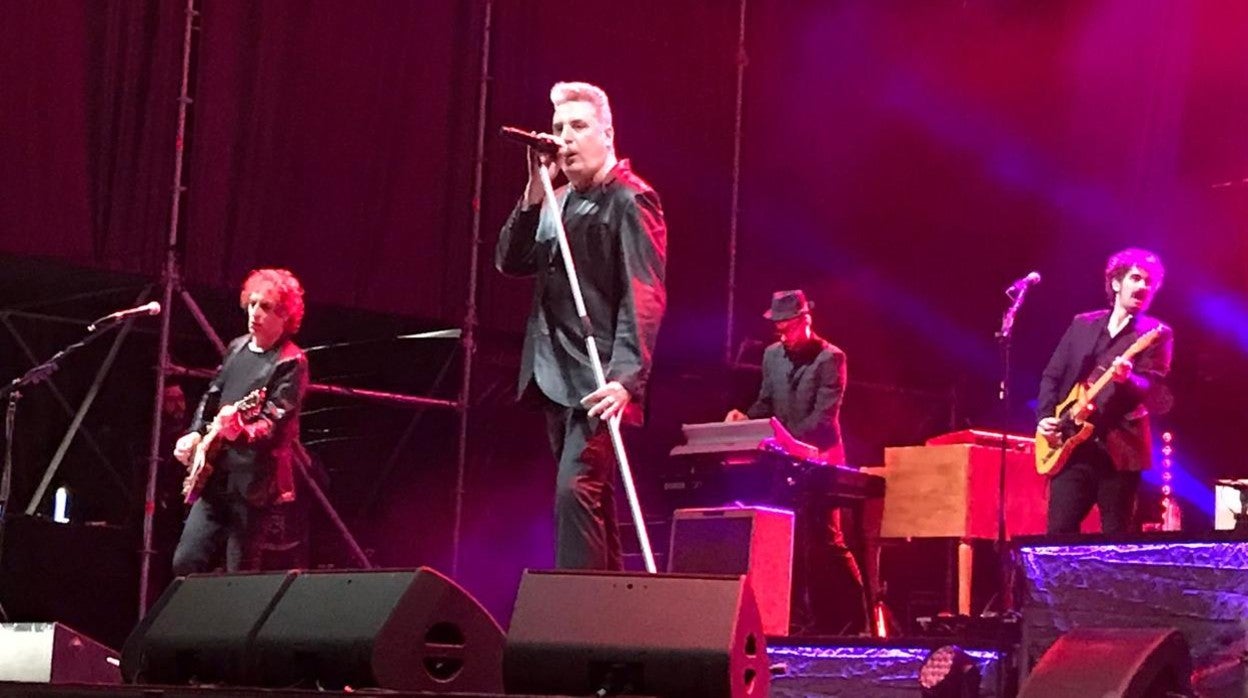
top-left (550, 81), bottom-right (613, 130)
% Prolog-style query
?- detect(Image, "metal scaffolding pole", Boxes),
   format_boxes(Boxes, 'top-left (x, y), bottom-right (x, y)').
top-left (138, 0), bottom-right (199, 615)
top-left (724, 0), bottom-right (749, 365)
top-left (450, 0), bottom-right (493, 579)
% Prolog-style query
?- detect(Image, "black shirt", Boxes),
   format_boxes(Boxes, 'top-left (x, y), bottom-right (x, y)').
top-left (217, 344), bottom-right (278, 406)
top-left (190, 335), bottom-right (308, 504)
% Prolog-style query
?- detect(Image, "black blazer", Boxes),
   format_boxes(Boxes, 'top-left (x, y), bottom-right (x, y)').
top-left (495, 160), bottom-right (667, 425)
top-left (746, 336), bottom-right (847, 463)
top-left (1036, 310), bottom-right (1173, 471)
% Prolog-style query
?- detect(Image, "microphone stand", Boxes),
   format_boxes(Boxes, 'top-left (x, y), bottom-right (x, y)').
top-left (991, 283), bottom-right (1032, 616)
top-left (535, 164), bottom-right (657, 574)
top-left (0, 320), bottom-right (125, 620)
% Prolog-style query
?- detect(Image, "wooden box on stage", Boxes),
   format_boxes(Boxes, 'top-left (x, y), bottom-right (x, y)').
top-left (876, 441), bottom-right (1048, 617)
top-left (669, 506), bottom-right (794, 636)
top-left (881, 443), bottom-right (1047, 540)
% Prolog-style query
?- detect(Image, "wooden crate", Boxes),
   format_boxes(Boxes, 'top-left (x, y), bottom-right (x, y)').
top-left (881, 444), bottom-right (1048, 540)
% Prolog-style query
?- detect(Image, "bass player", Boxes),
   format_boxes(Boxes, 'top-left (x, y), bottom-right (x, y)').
top-left (171, 268), bottom-right (310, 574)
top-left (1036, 248), bottom-right (1173, 534)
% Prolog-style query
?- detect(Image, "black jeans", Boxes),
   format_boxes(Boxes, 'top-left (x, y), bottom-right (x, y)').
top-left (171, 477), bottom-right (262, 575)
top-left (544, 401), bottom-right (622, 570)
top-left (171, 463), bottom-right (312, 575)
top-left (1047, 440), bottom-right (1141, 534)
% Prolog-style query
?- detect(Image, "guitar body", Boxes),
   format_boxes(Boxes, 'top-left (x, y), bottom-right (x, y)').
top-left (182, 429), bottom-right (222, 505)
top-left (1033, 325), bottom-right (1165, 477)
top-left (1034, 383), bottom-right (1093, 477)
top-left (182, 388), bottom-right (266, 505)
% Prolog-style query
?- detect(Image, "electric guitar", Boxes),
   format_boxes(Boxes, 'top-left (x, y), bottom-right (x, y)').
top-left (182, 388), bottom-right (266, 504)
top-left (1034, 327), bottom-right (1163, 477)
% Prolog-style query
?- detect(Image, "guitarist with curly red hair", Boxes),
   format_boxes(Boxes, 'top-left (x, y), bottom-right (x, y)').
top-left (171, 268), bottom-right (310, 574)
top-left (1036, 248), bottom-right (1173, 535)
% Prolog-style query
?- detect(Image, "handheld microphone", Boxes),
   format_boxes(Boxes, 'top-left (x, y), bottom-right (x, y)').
top-left (88, 301), bottom-right (161, 331)
top-left (499, 126), bottom-right (562, 155)
top-left (1006, 271), bottom-right (1042, 294)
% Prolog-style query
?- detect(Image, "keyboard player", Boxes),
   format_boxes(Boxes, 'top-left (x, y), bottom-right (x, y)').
top-left (725, 289), bottom-right (867, 635)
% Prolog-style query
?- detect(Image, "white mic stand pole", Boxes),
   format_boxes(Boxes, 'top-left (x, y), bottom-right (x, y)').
top-left (536, 164), bottom-right (657, 574)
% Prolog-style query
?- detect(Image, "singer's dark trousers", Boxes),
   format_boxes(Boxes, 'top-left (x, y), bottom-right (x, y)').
top-left (1047, 440), bottom-right (1141, 534)
top-left (543, 399), bottom-right (623, 571)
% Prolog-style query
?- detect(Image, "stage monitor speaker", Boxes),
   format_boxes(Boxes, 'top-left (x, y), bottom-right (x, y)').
top-left (120, 572), bottom-right (296, 685)
top-left (0, 622), bottom-right (120, 684)
top-left (1018, 627), bottom-right (1191, 698)
top-left (505, 570), bottom-right (769, 698)
top-left (248, 567), bottom-right (504, 692)
top-left (668, 506), bottom-right (794, 636)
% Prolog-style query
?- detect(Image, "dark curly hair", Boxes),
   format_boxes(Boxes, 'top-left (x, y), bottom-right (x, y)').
top-left (1104, 248), bottom-right (1164, 304)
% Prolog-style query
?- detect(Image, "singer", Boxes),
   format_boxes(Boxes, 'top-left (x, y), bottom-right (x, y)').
top-left (1035, 248), bottom-right (1173, 534)
top-left (170, 268), bottom-right (311, 574)
top-left (495, 81), bottom-right (667, 570)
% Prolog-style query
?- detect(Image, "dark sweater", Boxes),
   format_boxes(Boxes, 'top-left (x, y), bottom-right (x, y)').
top-left (190, 335), bottom-right (308, 505)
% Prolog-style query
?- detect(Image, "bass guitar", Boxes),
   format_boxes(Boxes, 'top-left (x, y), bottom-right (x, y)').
top-left (1034, 327), bottom-right (1163, 477)
top-left (182, 387), bottom-right (266, 504)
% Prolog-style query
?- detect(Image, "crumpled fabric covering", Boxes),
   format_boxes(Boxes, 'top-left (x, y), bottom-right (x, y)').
top-left (769, 644), bottom-right (1005, 697)
top-left (1020, 542), bottom-right (1248, 693)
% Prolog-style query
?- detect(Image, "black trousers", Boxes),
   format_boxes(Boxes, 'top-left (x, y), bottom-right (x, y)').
top-left (1047, 439), bottom-right (1141, 535)
top-left (171, 474), bottom-right (308, 575)
top-left (792, 501), bottom-right (868, 635)
top-left (172, 478), bottom-right (262, 575)
top-left (543, 400), bottom-right (623, 570)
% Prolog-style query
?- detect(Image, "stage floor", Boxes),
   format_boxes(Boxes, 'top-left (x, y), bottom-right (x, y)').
top-left (0, 635), bottom-right (1014, 698)
top-left (0, 685), bottom-right (615, 698)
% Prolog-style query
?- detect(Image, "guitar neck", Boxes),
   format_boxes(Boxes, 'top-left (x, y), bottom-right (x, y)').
top-left (1079, 331), bottom-right (1157, 408)
top-left (1080, 364), bottom-right (1118, 406)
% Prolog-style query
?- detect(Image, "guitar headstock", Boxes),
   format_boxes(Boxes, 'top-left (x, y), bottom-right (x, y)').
top-left (238, 387), bottom-right (267, 419)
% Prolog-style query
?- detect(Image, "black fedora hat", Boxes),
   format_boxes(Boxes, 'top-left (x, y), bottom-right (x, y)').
top-left (763, 289), bottom-right (813, 321)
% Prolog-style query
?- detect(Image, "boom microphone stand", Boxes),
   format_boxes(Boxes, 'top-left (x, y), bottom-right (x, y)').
top-left (992, 274), bottom-right (1037, 613)
top-left (0, 317), bottom-right (134, 620)
top-left (535, 164), bottom-right (657, 574)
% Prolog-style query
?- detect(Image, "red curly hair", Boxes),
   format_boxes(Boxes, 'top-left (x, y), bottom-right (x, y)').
top-left (239, 268), bottom-right (306, 335)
